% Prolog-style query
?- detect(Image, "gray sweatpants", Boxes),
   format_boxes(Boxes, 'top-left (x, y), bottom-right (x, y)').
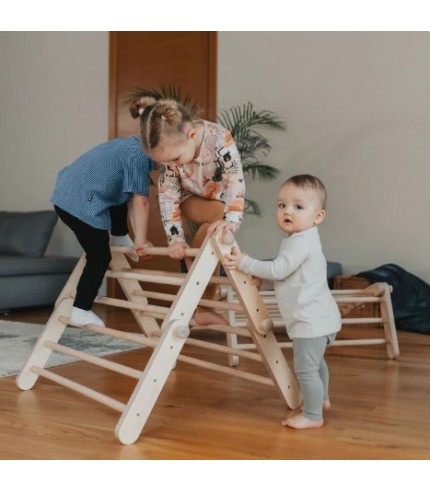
top-left (292, 333), bottom-right (337, 421)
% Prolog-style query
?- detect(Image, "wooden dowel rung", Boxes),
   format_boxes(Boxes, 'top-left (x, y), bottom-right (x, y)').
top-left (118, 268), bottom-right (185, 279)
top-left (274, 342), bottom-right (291, 349)
top-left (190, 324), bottom-right (252, 337)
top-left (106, 270), bottom-right (184, 286)
top-left (335, 297), bottom-right (381, 303)
top-left (341, 317), bottom-right (383, 324)
top-left (32, 366), bottom-right (126, 412)
top-left (176, 354), bottom-right (274, 386)
top-left (228, 342), bottom-right (259, 350)
top-left (150, 329), bottom-right (260, 360)
top-left (236, 317), bottom-right (383, 327)
top-left (259, 288), bottom-right (385, 297)
top-left (199, 299), bottom-right (236, 312)
top-left (133, 289), bottom-right (243, 313)
top-left (93, 295), bottom-right (169, 315)
top-left (80, 324), bottom-right (158, 348)
top-left (261, 298), bottom-right (278, 305)
top-left (332, 339), bottom-right (386, 346)
top-left (229, 338), bottom-right (387, 351)
top-left (258, 291), bottom-right (278, 296)
top-left (111, 245), bottom-right (200, 257)
top-left (278, 339), bottom-right (386, 348)
top-left (45, 341), bottom-right (142, 379)
top-left (252, 294), bottom-right (381, 304)
top-left (232, 320), bottom-right (285, 329)
top-left (190, 296), bottom-right (243, 313)
top-left (110, 268), bottom-right (231, 286)
top-left (334, 284), bottom-right (389, 297)
top-left (133, 289), bottom-right (175, 302)
top-left (188, 338), bottom-right (262, 361)
top-left (58, 316), bottom-right (158, 348)
top-left (331, 289), bottom-right (365, 295)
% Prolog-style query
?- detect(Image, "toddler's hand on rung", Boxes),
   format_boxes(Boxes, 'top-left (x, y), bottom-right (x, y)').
top-left (168, 241), bottom-right (189, 260)
top-left (250, 276), bottom-right (262, 288)
top-left (222, 247), bottom-right (245, 270)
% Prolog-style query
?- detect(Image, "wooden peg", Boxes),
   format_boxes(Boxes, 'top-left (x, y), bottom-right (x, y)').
top-left (222, 231), bottom-right (235, 245)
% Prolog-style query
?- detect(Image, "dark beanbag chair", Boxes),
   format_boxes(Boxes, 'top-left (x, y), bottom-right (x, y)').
top-left (358, 264), bottom-right (430, 334)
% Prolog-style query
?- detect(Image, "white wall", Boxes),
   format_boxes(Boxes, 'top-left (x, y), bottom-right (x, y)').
top-left (1, 32), bottom-right (430, 284)
top-left (0, 31), bottom-right (108, 256)
top-left (218, 32), bottom-right (430, 282)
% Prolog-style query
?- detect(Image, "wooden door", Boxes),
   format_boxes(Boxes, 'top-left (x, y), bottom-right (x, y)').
top-left (108, 31), bottom-right (217, 298)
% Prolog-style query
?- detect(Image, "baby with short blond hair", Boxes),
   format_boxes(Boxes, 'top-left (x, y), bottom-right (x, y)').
top-left (223, 174), bottom-right (341, 429)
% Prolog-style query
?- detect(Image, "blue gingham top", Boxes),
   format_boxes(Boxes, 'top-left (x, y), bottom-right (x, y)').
top-left (51, 136), bottom-right (153, 229)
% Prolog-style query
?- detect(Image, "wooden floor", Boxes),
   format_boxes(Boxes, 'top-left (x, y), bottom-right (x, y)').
top-left (1, 305), bottom-right (430, 460)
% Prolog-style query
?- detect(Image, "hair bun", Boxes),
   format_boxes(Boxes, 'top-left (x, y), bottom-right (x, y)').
top-left (129, 96), bottom-right (157, 119)
top-left (155, 99), bottom-right (182, 125)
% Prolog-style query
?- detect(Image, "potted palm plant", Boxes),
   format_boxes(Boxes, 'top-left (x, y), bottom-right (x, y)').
top-left (126, 86), bottom-right (286, 218)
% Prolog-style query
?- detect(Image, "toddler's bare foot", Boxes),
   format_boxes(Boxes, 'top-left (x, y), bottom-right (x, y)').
top-left (194, 309), bottom-right (228, 326)
top-left (282, 414), bottom-right (324, 430)
top-left (323, 400), bottom-right (331, 410)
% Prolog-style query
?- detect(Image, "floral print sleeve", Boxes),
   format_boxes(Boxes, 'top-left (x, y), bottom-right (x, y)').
top-left (158, 164), bottom-right (187, 244)
top-left (216, 129), bottom-right (245, 228)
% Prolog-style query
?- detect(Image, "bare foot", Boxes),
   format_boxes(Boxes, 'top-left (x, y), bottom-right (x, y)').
top-left (194, 309), bottom-right (228, 326)
top-left (282, 413), bottom-right (324, 429)
top-left (323, 400), bottom-right (331, 410)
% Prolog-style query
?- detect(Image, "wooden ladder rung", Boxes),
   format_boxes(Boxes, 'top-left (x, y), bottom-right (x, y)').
top-left (111, 245), bottom-right (200, 257)
top-left (59, 317), bottom-right (158, 348)
top-left (45, 341), bottom-right (142, 379)
top-left (332, 339), bottom-right (386, 347)
top-left (32, 366), bottom-right (126, 412)
top-left (93, 296), bottom-right (169, 316)
top-left (226, 337), bottom-right (388, 351)
top-left (278, 339), bottom-right (387, 348)
top-left (341, 317), bottom-right (383, 324)
top-left (335, 297), bottom-right (381, 303)
top-left (177, 354), bottom-right (275, 386)
top-left (188, 337), bottom-right (262, 362)
top-left (190, 323), bottom-right (252, 337)
top-left (133, 288), bottom-right (243, 312)
top-left (149, 329), bottom-right (261, 361)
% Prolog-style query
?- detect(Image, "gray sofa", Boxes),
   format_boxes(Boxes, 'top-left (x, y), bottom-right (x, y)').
top-left (0, 211), bottom-right (78, 311)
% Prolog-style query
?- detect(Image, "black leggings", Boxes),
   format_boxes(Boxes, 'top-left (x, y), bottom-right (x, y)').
top-left (54, 204), bottom-right (128, 310)
top-left (109, 202), bottom-right (129, 236)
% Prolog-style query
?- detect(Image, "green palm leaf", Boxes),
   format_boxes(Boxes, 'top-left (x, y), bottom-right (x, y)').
top-left (218, 102), bottom-right (286, 142)
top-left (244, 198), bottom-right (261, 217)
top-left (218, 102), bottom-right (285, 184)
top-left (237, 135), bottom-right (271, 162)
top-left (242, 163), bottom-right (280, 181)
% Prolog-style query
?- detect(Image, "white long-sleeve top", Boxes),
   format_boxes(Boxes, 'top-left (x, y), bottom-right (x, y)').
top-left (239, 226), bottom-right (341, 339)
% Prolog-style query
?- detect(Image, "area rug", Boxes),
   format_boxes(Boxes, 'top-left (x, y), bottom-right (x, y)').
top-left (0, 320), bottom-right (141, 378)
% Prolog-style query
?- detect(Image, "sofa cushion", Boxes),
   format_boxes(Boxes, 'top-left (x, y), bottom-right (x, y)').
top-left (327, 261), bottom-right (342, 280)
top-left (0, 256), bottom-right (78, 277)
top-left (0, 274), bottom-right (74, 310)
top-left (0, 210), bottom-right (58, 257)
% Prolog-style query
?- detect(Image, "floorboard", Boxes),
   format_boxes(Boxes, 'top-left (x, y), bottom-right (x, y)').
top-left (1, 306), bottom-right (429, 459)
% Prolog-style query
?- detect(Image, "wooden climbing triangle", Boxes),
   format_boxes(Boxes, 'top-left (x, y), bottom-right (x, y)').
top-left (16, 232), bottom-right (302, 444)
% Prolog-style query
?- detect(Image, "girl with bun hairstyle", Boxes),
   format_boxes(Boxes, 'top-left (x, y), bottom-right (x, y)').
top-left (130, 97), bottom-right (245, 326)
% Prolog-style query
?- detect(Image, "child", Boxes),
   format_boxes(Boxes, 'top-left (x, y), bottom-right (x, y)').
top-left (223, 174), bottom-right (341, 429)
top-left (51, 136), bottom-right (154, 328)
top-left (129, 97), bottom-right (245, 326)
